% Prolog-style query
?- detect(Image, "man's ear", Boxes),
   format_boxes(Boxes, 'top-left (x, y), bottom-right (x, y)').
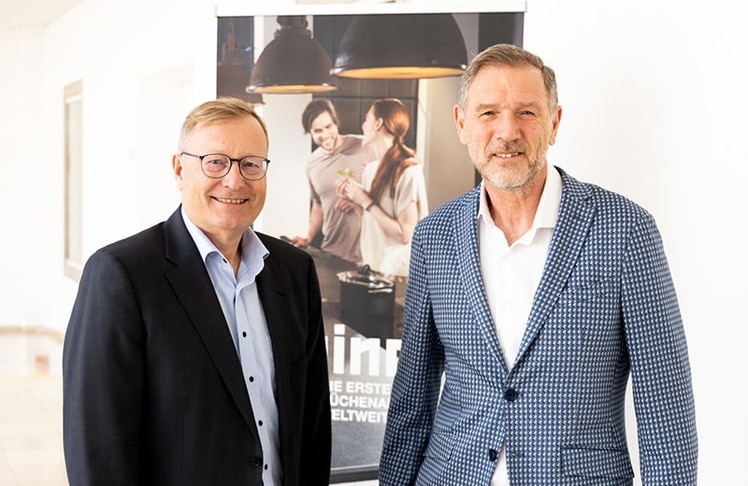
top-left (454, 105), bottom-right (467, 144)
top-left (548, 105), bottom-right (562, 146)
top-left (172, 153), bottom-right (184, 190)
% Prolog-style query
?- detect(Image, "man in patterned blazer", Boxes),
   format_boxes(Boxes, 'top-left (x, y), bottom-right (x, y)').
top-left (379, 44), bottom-right (697, 485)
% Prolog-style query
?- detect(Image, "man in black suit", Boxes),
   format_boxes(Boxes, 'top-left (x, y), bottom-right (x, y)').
top-left (62, 97), bottom-right (331, 486)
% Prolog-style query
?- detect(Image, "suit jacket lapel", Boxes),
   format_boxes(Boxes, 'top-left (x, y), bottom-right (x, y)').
top-left (253, 249), bottom-right (295, 452)
top-left (514, 170), bottom-right (595, 367)
top-left (253, 247), bottom-right (294, 390)
top-left (253, 248), bottom-right (289, 355)
top-left (455, 188), bottom-right (509, 377)
top-left (162, 209), bottom-right (260, 435)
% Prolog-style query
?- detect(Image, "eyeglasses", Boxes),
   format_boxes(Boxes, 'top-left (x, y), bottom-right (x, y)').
top-left (180, 152), bottom-right (270, 181)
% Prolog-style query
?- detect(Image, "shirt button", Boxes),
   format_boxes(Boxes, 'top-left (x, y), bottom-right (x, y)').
top-left (242, 331), bottom-right (247, 338)
top-left (248, 376), bottom-right (254, 382)
top-left (504, 387), bottom-right (518, 402)
top-left (258, 420), bottom-right (263, 426)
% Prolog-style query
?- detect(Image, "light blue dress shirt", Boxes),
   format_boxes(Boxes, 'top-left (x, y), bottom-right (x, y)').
top-left (181, 209), bottom-right (281, 485)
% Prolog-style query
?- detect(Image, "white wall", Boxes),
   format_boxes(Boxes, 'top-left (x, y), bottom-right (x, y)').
top-left (523, 0), bottom-right (748, 483)
top-left (0, 28), bottom-right (48, 328)
top-left (0, 0), bottom-right (745, 483)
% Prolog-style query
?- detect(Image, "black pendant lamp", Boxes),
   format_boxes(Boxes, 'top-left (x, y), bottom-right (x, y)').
top-left (332, 14), bottom-right (468, 79)
top-left (248, 16), bottom-right (337, 94)
top-left (217, 20), bottom-right (263, 104)
top-left (216, 63), bottom-right (264, 104)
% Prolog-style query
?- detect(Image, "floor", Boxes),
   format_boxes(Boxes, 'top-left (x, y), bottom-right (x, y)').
top-left (0, 328), bottom-right (66, 485)
top-left (0, 327), bottom-right (376, 486)
top-left (0, 375), bottom-right (65, 485)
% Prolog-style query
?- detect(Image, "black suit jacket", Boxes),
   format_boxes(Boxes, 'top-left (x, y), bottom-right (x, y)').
top-left (63, 208), bottom-right (331, 485)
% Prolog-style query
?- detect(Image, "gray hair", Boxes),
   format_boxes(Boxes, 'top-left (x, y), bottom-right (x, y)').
top-left (458, 43), bottom-right (558, 113)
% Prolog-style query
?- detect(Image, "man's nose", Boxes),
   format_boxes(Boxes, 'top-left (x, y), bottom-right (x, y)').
top-left (222, 161), bottom-right (245, 186)
top-left (492, 114), bottom-right (521, 141)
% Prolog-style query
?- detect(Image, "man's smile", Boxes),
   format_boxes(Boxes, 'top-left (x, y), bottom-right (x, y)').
top-left (494, 152), bottom-right (521, 159)
top-left (214, 196), bottom-right (248, 204)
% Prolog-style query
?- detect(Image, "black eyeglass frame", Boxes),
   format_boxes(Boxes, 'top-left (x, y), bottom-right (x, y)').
top-left (179, 151), bottom-right (270, 181)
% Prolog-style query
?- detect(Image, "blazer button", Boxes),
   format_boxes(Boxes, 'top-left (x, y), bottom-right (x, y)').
top-left (249, 456), bottom-right (262, 468)
top-left (489, 448), bottom-right (499, 461)
top-left (504, 387), bottom-right (518, 402)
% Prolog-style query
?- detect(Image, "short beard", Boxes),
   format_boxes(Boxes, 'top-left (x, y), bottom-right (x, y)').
top-left (478, 150), bottom-right (543, 191)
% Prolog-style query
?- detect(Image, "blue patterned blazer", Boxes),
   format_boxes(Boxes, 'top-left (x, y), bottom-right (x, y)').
top-left (379, 167), bottom-right (697, 485)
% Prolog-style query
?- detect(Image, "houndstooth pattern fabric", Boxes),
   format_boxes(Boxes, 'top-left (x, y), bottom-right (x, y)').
top-left (379, 167), bottom-right (697, 485)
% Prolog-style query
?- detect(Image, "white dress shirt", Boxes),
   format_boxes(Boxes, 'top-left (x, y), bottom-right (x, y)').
top-left (477, 167), bottom-right (562, 486)
top-left (182, 210), bottom-right (281, 485)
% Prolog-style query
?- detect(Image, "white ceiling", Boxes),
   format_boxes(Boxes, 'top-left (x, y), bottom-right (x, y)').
top-left (0, 0), bottom-right (82, 29)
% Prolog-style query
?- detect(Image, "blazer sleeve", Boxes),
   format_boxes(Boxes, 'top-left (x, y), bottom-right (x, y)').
top-left (622, 212), bottom-right (698, 484)
top-left (63, 249), bottom-right (145, 485)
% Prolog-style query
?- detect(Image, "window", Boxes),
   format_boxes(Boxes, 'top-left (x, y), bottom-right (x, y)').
top-left (64, 81), bottom-right (83, 281)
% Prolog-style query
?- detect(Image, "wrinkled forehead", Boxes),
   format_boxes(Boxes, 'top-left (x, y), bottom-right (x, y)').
top-left (471, 64), bottom-right (547, 97)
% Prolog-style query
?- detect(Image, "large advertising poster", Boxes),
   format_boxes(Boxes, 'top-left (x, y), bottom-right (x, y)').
top-left (216, 2), bottom-right (525, 482)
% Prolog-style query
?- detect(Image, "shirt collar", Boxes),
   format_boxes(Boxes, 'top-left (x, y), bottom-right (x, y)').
top-left (180, 207), bottom-right (269, 277)
top-left (477, 165), bottom-right (563, 233)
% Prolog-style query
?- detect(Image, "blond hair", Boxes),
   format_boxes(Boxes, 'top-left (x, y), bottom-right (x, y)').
top-left (178, 97), bottom-right (268, 150)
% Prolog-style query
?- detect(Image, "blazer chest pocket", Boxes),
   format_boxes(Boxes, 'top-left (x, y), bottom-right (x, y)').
top-left (561, 278), bottom-right (616, 303)
top-left (561, 446), bottom-right (634, 480)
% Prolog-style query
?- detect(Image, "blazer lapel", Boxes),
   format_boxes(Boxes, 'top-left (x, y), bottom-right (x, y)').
top-left (253, 248), bottom-right (293, 381)
top-left (514, 170), bottom-right (595, 367)
top-left (455, 188), bottom-right (509, 378)
top-left (253, 241), bottom-right (302, 461)
top-left (162, 209), bottom-right (260, 434)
